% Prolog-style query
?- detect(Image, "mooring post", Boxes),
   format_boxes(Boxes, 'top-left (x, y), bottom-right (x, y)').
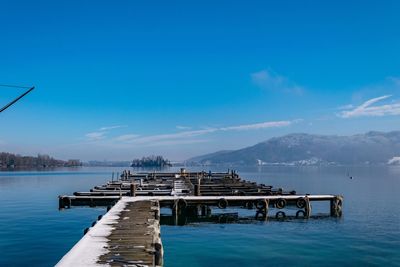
top-left (197, 177), bottom-right (201, 196)
top-left (264, 199), bottom-right (269, 220)
top-left (305, 196), bottom-right (311, 218)
top-left (154, 243), bottom-right (163, 266)
top-left (130, 183), bottom-right (136, 197)
top-left (58, 196), bottom-right (64, 210)
top-left (256, 199), bottom-right (269, 220)
top-left (172, 200), bottom-right (179, 225)
top-left (67, 198), bottom-right (72, 209)
top-left (330, 195), bottom-right (343, 217)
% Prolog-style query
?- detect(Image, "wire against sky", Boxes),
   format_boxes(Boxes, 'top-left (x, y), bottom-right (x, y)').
top-left (0, 85), bottom-right (35, 114)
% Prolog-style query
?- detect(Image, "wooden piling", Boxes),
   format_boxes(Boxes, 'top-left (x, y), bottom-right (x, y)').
top-left (304, 196), bottom-right (311, 218)
top-left (130, 183), bottom-right (136, 197)
top-left (330, 195), bottom-right (343, 217)
top-left (197, 177), bottom-right (201, 196)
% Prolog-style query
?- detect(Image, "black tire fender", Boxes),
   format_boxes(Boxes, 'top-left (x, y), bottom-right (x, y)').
top-left (275, 198), bottom-right (286, 209)
top-left (218, 198), bottom-right (228, 209)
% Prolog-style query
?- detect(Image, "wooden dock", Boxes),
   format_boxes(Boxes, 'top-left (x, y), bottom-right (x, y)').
top-left (57, 198), bottom-right (163, 267)
top-left (57, 170), bottom-right (343, 266)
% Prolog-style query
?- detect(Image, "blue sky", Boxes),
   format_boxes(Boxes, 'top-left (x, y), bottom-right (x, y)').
top-left (1, 0), bottom-right (400, 161)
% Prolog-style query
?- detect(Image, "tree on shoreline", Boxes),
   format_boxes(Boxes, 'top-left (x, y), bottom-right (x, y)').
top-left (0, 152), bottom-right (81, 169)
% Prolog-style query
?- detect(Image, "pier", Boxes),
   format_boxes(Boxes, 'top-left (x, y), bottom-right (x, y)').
top-left (57, 170), bottom-right (343, 266)
top-left (57, 198), bottom-right (162, 267)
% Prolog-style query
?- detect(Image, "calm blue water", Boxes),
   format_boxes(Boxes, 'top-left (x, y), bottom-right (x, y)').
top-left (0, 166), bottom-right (399, 266)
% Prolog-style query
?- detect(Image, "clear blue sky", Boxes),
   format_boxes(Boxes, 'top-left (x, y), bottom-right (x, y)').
top-left (1, 0), bottom-right (400, 161)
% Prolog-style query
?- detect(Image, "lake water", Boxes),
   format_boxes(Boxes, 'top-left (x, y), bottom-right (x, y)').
top-left (0, 166), bottom-right (399, 266)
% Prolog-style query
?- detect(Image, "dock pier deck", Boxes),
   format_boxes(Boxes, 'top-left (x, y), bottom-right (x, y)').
top-left (57, 198), bottom-right (163, 267)
top-left (57, 170), bottom-right (343, 266)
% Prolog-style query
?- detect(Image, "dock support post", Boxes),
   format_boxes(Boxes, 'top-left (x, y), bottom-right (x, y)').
top-left (154, 243), bottom-right (163, 266)
top-left (255, 199), bottom-right (269, 220)
top-left (262, 199), bottom-right (269, 220)
top-left (196, 177), bottom-right (201, 196)
top-left (130, 183), bottom-right (136, 197)
top-left (305, 196), bottom-right (311, 218)
top-left (172, 200), bottom-right (179, 225)
top-left (89, 198), bottom-right (95, 207)
top-left (330, 195), bottom-right (343, 217)
top-left (58, 196), bottom-right (64, 210)
top-left (59, 196), bottom-right (71, 209)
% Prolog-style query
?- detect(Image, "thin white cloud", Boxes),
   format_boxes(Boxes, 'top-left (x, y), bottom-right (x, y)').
top-left (337, 104), bottom-right (354, 110)
top-left (339, 95), bottom-right (400, 118)
top-left (176, 125), bottom-right (192, 130)
top-left (251, 69), bottom-right (304, 95)
top-left (220, 121), bottom-right (293, 131)
top-left (143, 139), bottom-right (208, 147)
top-left (99, 125), bottom-right (126, 131)
top-left (116, 128), bottom-right (217, 144)
top-left (85, 125), bottom-right (126, 141)
top-left (85, 132), bottom-right (106, 141)
top-left (114, 120), bottom-right (297, 145)
top-left (114, 134), bottom-right (140, 142)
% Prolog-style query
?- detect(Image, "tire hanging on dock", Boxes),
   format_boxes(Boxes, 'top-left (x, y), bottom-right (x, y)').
top-left (275, 198), bottom-right (286, 209)
top-left (218, 198), bottom-right (228, 209)
top-left (255, 199), bottom-right (266, 210)
top-left (296, 197), bottom-right (307, 209)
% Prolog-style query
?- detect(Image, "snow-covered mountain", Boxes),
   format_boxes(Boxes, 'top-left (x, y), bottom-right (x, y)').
top-left (187, 131), bottom-right (400, 166)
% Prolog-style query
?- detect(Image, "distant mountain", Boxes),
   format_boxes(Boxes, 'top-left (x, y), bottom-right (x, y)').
top-left (188, 150), bottom-right (233, 163)
top-left (187, 131), bottom-right (400, 166)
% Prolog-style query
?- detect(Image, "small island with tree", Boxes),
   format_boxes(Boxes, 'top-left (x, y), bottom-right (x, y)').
top-left (131, 155), bottom-right (171, 168)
